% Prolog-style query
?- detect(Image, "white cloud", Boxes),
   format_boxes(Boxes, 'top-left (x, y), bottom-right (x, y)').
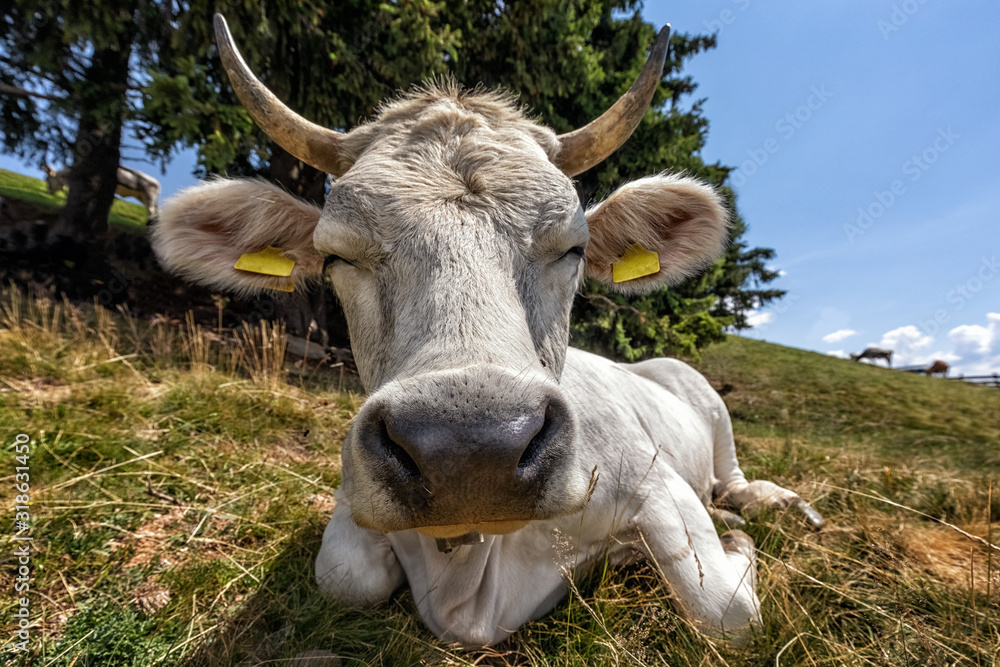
top-left (822, 329), bottom-right (857, 344)
top-left (946, 313), bottom-right (1000, 376)
top-left (826, 349), bottom-right (849, 359)
top-left (950, 324), bottom-right (992, 355)
top-left (746, 311), bottom-right (774, 328)
top-left (879, 325), bottom-right (934, 351)
top-left (869, 325), bottom-right (936, 367)
top-left (858, 314), bottom-right (1000, 376)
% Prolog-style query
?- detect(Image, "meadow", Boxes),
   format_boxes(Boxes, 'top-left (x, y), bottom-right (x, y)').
top-left (0, 168), bottom-right (148, 232)
top-left (1, 284), bottom-right (997, 666)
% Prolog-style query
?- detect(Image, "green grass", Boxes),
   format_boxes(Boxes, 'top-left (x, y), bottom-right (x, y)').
top-left (1, 287), bottom-right (997, 666)
top-left (0, 167), bottom-right (148, 231)
top-left (697, 337), bottom-right (1000, 470)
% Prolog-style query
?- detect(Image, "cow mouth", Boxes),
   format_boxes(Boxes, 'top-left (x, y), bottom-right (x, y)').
top-left (415, 520), bottom-right (530, 539)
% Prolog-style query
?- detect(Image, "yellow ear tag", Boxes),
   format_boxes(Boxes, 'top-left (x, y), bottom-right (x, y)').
top-left (234, 246), bottom-right (296, 293)
top-left (234, 246), bottom-right (296, 276)
top-left (612, 243), bottom-right (660, 283)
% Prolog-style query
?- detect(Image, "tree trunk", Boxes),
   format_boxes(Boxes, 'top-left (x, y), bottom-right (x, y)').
top-left (269, 145), bottom-right (327, 204)
top-left (55, 42), bottom-right (131, 270)
top-left (268, 144), bottom-right (348, 345)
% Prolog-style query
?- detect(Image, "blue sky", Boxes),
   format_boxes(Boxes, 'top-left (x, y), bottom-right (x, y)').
top-left (643, 0), bottom-right (1000, 375)
top-left (4, 1), bottom-right (998, 374)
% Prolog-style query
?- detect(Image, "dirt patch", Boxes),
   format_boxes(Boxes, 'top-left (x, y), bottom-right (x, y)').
top-left (899, 521), bottom-right (1000, 594)
top-left (113, 507), bottom-right (190, 569)
top-left (265, 439), bottom-right (314, 465)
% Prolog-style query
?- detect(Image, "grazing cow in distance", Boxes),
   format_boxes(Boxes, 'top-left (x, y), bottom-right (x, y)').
top-left (44, 164), bottom-right (161, 219)
top-left (151, 14), bottom-right (824, 648)
top-left (925, 360), bottom-right (949, 377)
top-left (851, 347), bottom-right (893, 367)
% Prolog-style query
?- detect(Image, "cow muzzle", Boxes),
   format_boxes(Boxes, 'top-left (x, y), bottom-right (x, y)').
top-left (343, 367), bottom-right (586, 534)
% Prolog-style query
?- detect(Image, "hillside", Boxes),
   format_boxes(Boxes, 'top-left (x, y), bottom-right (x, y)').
top-left (697, 336), bottom-right (1000, 473)
top-left (1, 287), bottom-right (997, 666)
top-left (0, 167), bottom-right (149, 231)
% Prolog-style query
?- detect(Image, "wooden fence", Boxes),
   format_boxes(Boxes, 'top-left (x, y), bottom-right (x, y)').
top-left (954, 374), bottom-right (1000, 389)
top-left (893, 365), bottom-right (999, 388)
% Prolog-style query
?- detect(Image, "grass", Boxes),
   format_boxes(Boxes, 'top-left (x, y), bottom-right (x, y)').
top-left (0, 285), bottom-right (997, 665)
top-left (0, 167), bottom-right (148, 231)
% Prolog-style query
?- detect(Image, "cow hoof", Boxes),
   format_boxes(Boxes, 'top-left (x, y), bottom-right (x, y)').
top-left (792, 498), bottom-right (824, 530)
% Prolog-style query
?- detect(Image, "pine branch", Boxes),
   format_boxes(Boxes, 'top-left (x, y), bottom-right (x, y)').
top-left (0, 82), bottom-right (66, 102)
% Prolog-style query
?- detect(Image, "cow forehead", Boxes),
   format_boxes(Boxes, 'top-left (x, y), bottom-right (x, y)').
top-left (317, 176), bottom-right (584, 258)
top-left (314, 96), bottom-right (585, 257)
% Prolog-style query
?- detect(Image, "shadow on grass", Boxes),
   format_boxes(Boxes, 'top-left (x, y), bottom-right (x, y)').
top-left (178, 520), bottom-right (436, 667)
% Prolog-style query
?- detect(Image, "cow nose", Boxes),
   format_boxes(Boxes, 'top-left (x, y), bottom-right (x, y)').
top-left (384, 411), bottom-right (548, 485)
top-left (356, 400), bottom-right (569, 524)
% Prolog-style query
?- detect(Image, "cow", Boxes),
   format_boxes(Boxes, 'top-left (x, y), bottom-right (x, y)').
top-left (150, 14), bottom-right (824, 648)
top-left (43, 164), bottom-right (161, 219)
top-left (850, 347), bottom-right (893, 367)
top-left (925, 360), bottom-right (949, 377)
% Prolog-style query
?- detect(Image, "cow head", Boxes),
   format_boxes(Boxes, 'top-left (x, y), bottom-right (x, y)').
top-left (152, 15), bottom-right (730, 538)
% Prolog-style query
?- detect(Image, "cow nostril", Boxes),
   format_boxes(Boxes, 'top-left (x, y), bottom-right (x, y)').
top-left (381, 421), bottom-right (421, 479)
top-left (518, 409), bottom-right (554, 471)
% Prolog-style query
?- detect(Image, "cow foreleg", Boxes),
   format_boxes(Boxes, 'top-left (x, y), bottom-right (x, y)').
top-left (714, 478), bottom-right (824, 529)
top-left (638, 478), bottom-right (761, 642)
top-left (315, 488), bottom-right (405, 606)
top-left (623, 357), bottom-right (823, 530)
top-left (710, 398), bottom-right (824, 529)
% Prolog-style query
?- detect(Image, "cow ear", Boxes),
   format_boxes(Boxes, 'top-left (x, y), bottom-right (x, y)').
top-left (583, 174), bottom-right (730, 294)
top-left (151, 178), bottom-right (324, 295)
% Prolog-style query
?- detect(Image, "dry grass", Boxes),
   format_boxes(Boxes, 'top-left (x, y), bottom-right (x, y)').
top-left (0, 284), bottom-right (997, 666)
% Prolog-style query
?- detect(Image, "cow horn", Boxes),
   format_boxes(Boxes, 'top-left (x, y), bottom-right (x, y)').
top-left (555, 25), bottom-right (671, 177)
top-left (214, 14), bottom-right (346, 176)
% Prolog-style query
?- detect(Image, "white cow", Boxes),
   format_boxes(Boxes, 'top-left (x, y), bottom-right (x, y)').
top-left (151, 15), bottom-right (823, 648)
top-left (44, 164), bottom-right (161, 219)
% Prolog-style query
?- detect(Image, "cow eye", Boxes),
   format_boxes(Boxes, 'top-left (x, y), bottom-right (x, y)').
top-left (560, 246), bottom-right (585, 261)
top-left (323, 254), bottom-right (352, 270)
